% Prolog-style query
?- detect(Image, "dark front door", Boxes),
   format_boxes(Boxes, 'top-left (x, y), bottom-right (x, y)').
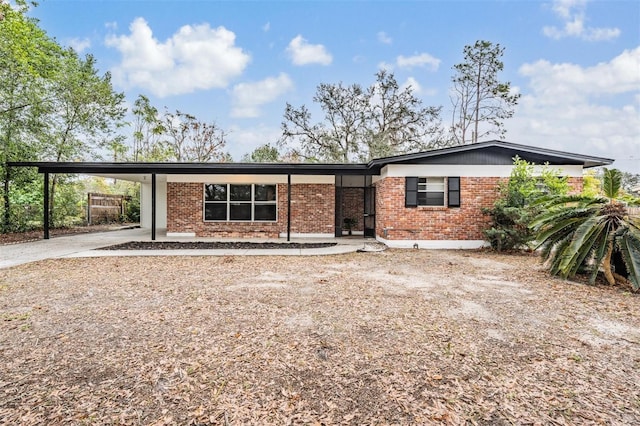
top-left (364, 186), bottom-right (375, 238)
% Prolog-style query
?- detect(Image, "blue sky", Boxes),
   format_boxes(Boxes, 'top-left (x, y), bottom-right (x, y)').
top-left (30, 0), bottom-right (640, 172)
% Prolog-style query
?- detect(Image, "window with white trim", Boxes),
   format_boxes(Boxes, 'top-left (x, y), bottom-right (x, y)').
top-left (405, 176), bottom-right (460, 208)
top-left (204, 184), bottom-right (277, 221)
top-left (417, 177), bottom-right (445, 206)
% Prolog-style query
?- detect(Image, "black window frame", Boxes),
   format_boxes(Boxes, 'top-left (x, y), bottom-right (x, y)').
top-left (204, 183), bottom-right (277, 222)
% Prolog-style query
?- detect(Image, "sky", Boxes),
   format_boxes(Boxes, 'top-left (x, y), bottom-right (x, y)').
top-left (29, 0), bottom-right (640, 173)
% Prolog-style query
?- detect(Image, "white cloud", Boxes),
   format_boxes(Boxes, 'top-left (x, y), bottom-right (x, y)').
top-left (506, 47), bottom-right (640, 173)
top-left (105, 17), bottom-right (251, 97)
top-left (396, 53), bottom-right (440, 71)
top-left (399, 77), bottom-right (437, 97)
top-left (68, 37), bottom-right (91, 53)
top-left (226, 124), bottom-right (283, 160)
top-left (377, 61), bottom-right (394, 71)
top-left (262, 22), bottom-right (270, 32)
top-left (377, 31), bottom-right (392, 45)
top-left (230, 73), bottom-right (294, 118)
top-left (400, 77), bottom-right (422, 95)
top-left (286, 35), bottom-right (332, 66)
top-left (519, 47), bottom-right (640, 99)
top-left (543, 0), bottom-right (620, 41)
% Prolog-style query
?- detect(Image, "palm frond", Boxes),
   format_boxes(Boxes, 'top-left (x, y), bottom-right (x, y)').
top-left (616, 220), bottom-right (640, 291)
top-left (602, 168), bottom-right (622, 200)
top-left (548, 236), bottom-right (572, 276)
top-left (530, 204), bottom-right (601, 230)
top-left (534, 217), bottom-right (585, 259)
top-left (589, 231), bottom-right (609, 284)
top-left (558, 216), bottom-right (606, 278)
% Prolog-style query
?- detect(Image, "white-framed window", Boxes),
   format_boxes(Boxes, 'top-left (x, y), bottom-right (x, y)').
top-left (406, 176), bottom-right (460, 208)
top-left (417, 177), bottom-right (446, 206)
top-left (204, 184), bottom-right (277, 222)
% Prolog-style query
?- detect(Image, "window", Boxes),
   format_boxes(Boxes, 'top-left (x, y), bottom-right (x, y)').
top-left (405, 176), bottom-right (460, 208)
top-left (204, 184), bottom-right (277, 221)
top-left (418, 177), bottom-right (445, 206)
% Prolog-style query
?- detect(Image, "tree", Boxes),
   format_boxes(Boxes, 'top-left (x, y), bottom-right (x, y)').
top-left (242, 143), bottom-right (281, 163)
top-left (531, 168), bottom-right (640, 290)
top-left (280, 71), bottom-right (443, 163)
top-left (161, 109), bottom-right (227, 162)
top-left (281, 82), bottom-right (367, 163)
top-left (364, 70), bottom-right (444, 158)
top-left (483, 157), bottom-right (568, 251)
top-left (450, 40), bottom-right (520, 144)
top-left (42, 49), bottom-right (126, 225)
top-left (620, 171), bottom-right (640, 193)
top-left (582, 170), bottom-right (602, 198)
top-left (0, 1), bottom-right (62, 232)
top-left (130, 94), bottom-right (167, 161)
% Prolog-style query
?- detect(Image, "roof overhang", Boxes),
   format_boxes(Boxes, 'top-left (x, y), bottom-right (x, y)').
top-left (9, 140), bottom-right (614, 179)
top-left (368, 140), bottom-right (614, 169)
top-left (8, 162), bottom-right (378, 177)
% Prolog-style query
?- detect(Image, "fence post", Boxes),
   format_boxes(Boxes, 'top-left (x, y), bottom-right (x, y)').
top-left (87, 193), bottom-right (92, 225)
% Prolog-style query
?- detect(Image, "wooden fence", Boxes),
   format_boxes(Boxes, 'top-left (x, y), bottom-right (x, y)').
top-left (87, 193), bottom-right (127, 225)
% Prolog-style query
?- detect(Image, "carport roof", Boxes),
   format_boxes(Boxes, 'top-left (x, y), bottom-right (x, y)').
top-left (9, 140), bottom-right (613, 176)
top-left (8, 161), bottom-right (375, 176)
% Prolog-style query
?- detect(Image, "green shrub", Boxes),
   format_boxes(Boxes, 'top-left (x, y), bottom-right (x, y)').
top-left (483, 157), bottom-right (568, 251)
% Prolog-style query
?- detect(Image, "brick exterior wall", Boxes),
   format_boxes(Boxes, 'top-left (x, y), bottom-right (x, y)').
top-left (289, 184), bottom-right (335, 235)
top-left (167, 175), bottom-right (584, 241)
top-left (375, 177), bottom-right (502, 241)
top-left (375, 175), bottom-right (585, 241)
top-left (166, 182), bottom-right (334, 238)
top-left (568, 177), bottom-right (583, 194)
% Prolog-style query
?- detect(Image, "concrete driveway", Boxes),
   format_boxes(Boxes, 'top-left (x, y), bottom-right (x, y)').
top-left (0, 228), bottom-right (150, 269)
top-left (0, 228), bottom-right (366, 269)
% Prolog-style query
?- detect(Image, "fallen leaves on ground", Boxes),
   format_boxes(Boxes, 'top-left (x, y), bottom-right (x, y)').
top-left (0, 250), bottom-right (638, 424)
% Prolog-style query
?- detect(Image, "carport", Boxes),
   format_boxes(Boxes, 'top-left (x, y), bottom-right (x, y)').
top-left (9, 161), bottom-right (378, 241)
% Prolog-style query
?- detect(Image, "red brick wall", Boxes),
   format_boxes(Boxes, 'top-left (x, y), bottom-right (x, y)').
top-left (289, 184), bottom-right (335, 234)
top-left (375, 175), bottom-right (584, 241)
top-left (568, 177), bottom-right (583, 194)
top-left (166, 182), bottom-right (334, 238)
top-left (375, 177), bottom-right (502, 241)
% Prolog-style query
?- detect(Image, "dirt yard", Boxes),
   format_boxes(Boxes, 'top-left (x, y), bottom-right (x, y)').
top-left (0, 250), bottom-right (638, 425)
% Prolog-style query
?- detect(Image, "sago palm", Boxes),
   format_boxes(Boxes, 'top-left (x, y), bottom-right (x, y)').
top-left (531, 168), bottom-right (640, 290)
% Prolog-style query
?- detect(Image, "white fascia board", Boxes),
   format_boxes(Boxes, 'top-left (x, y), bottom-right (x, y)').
top-left (380, 164), bottom-right (583, 178)
top-left (377, 236), bottom-right (489, 249)
top-left (167, 174), bottom-right (334, 184)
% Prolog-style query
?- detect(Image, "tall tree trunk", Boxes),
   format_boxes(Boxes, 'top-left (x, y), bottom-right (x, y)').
top-left (473, 61), bottom-right (482, 144)
top-left (1, 111), bottom-right (15, 233)
top-left (2, 165), bottom-right (9, 232)
top-left (602, 239), bottom-right (616, 285)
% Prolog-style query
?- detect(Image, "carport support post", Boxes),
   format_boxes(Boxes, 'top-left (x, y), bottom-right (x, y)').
top-left (287, 174), bottom-right (291, 242)
top-left (43, 172), bottom-right (50, 240)
top-left (151, 173), bottom-right (156, 241)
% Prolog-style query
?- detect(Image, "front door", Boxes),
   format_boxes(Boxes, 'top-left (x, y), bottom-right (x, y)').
top-left (364, 186), bottom-right (375, 238)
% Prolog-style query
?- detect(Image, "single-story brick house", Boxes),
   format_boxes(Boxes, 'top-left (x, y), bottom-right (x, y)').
top-left (12, 140), bottom-right (612, 248)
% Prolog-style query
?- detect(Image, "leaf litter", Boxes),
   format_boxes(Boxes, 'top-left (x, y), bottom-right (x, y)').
top-left (0, 249), bottom-right (638, 425)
